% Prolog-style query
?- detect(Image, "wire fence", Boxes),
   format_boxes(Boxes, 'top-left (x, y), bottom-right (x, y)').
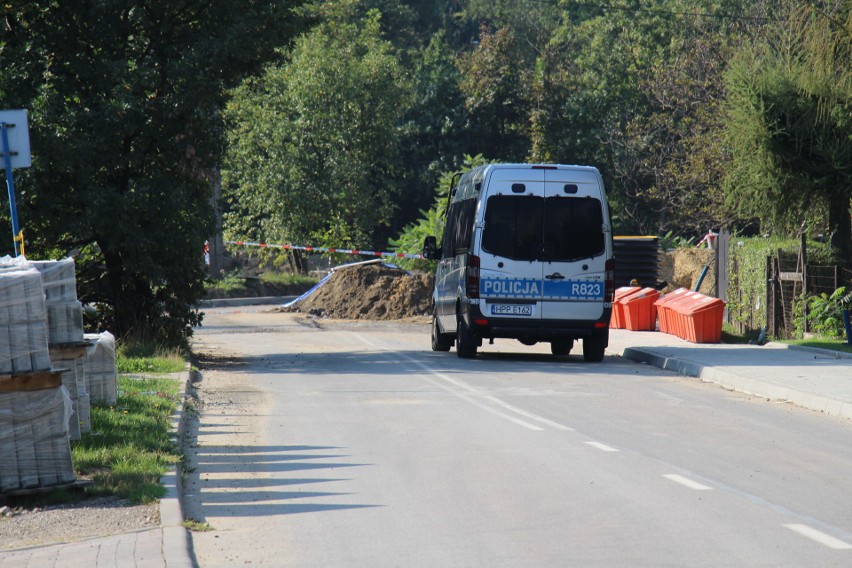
top-left (728, 251), bottom-right (852, 339)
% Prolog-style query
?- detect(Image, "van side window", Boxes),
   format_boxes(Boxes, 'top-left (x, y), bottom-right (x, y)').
top-left (482, 196), bottom-right (543, 261)
top-left (543, 197), bottom-right (604, 261)
top-left (442, 198), bottom-right (477, 258)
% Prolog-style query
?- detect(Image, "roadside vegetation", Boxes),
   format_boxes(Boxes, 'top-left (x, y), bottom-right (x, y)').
top-left (205, 270), bottom-right (318, 299)
top-left (782, 338), bottom-right (852, 355)
top-left (3, 1), bottom-right (849, 347)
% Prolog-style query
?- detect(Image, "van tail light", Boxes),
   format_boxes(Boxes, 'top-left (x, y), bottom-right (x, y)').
top-left (466, 254), bottom-right (480, 299)
top-left (604, 258), bottom-right (615, 303)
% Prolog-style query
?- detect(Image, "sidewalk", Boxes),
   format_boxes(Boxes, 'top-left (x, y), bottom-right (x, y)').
top-left (607, 328), bottom-right (852, 420)
top-left (3, 327), bottom-right (850, 567)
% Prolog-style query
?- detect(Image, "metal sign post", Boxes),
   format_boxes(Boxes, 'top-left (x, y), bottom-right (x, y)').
top-left (0, 109), bottom-right (31, 257)
top-left (1, 125), bottom-right (21, 256)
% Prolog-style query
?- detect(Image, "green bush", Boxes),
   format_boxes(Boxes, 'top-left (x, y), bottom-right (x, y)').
top-left (796, 287), bottom-right (852, 340)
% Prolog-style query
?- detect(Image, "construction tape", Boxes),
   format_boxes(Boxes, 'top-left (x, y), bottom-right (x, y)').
top-left (225, 240), bottom-right (424, 260)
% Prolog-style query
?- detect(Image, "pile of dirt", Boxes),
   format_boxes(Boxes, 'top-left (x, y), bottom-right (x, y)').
top-left (660, 248), bottom-right (716, 295)
top-left (282, 263), bottom-right (433, 320)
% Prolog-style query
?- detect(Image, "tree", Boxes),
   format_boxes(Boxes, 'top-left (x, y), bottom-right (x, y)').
top-left (223, 9), bottom-right (411, 254)
top-left (612, 22), bottom-right (737, 236)
top-left (457, 25), bottom-right (531, 161)
top-left (724, 3), bottom-right (852, 263)
top-left (397, 30), bottom-right (472, 219)
top-left (0, 0), bottom-right (305, 344)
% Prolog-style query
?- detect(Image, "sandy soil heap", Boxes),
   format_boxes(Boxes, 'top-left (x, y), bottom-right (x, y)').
top-left (284, 262), bottom-right (433, 320)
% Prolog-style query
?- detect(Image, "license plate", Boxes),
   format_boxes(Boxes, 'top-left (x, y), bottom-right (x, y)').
top-left (490, 304), bottom-right (533, 316)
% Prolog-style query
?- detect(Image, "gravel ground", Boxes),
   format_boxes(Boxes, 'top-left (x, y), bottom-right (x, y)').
top-left (0, 496), bottom-right (159, 550)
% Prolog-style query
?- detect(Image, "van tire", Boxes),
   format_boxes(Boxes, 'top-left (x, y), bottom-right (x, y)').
top-left (550, 338), bottom-right (573, 356)
top-left (431, 313), bottom-right (453, 352)
top-left (583, 333), bottom-right (606, 362)
top-left (456, 318), bottom-right (478, 359)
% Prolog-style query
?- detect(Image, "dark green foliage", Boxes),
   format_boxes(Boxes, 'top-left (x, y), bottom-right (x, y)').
top-left (797, 287), bottom-right (852, 340)
top-left (1, 1), bottom-right (306, 345)
top-left (4, 0), bottom-right (850, 332)
top-left (223, 10), bottom-right (410, 250)
top-left (724, 4), bottom-right (852, 264)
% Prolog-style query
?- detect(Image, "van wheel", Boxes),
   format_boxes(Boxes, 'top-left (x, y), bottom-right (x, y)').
top-left (583, 332), bottom-right (606, 362)
top-left (456, 318), bottom-right (478, 359)
top-left (431, 313), bottom-right (453, 352)
top-left (550, 338), bottom-right (573, 356)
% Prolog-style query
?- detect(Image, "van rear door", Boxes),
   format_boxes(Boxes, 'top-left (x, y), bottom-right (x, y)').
top-left (539, 168), bottom-right (609, 321)
top-left (478, 167), bottom-right (545, 321)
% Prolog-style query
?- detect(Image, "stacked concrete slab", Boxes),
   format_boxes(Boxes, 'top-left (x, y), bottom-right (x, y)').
top-left (84, 332), bottom-right (117, 406)
top-left (31, 258), bottom-right (91, 438)
top-left (0, 261), bottom-right (76, 492)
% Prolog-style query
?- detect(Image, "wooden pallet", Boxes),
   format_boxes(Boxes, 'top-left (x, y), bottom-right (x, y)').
top-left (0, 479), bottom-right (93, 502)
top-left (0, 369), bottom-right (64, 394)
top-left (48, 341), bottom-right (92, 360)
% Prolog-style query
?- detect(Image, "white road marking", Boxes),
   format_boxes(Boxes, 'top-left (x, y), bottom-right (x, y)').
top-left (784, 524), bottom-right (852, 550)
top-left (418, 374), bottom-right (544, 431)
top-left (663, 474), bottom-right (713, 491)
top-left (351, 332), bottom-right (573, 432)
top-left (584, 441), bottom-right (619, 452)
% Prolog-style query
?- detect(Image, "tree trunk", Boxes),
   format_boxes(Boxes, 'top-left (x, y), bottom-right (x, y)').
top-left (102, 245), bottom-right (154, 340)
top-left (288, 250), bottom-right (308, 275)
top-left (828, 192), bottom-right (852, 268)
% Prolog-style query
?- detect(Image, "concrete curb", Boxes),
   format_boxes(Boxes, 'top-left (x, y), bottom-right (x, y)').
top-left (198, 296), bottom-right (295, 308)
top-left (616, 346), bottom-right (852, 420)
top-left (782, 343), bottom-right (852, 360)
top-left (157, 365), bottom-right (196, 568)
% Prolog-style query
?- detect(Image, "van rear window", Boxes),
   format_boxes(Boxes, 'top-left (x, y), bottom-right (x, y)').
top-left (482, 196), bottom-right (604, 261)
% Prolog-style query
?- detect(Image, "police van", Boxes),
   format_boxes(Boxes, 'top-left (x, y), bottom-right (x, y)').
top-left (422, 163), bottom-right (614, 360)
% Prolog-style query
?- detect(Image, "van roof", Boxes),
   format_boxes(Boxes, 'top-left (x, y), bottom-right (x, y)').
top-left (454, 163), bottom-right (602, 201)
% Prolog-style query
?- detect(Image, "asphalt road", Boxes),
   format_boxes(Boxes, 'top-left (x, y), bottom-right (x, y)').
top-left (185, 308), bottom-right (852, 567)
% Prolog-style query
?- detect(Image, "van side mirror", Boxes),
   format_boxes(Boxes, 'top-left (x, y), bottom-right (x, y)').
top-left (422, 236), bottom-right (439, 260)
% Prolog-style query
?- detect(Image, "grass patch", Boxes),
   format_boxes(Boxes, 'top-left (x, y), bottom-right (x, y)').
top-left (204, 270), bottom-right (318, 299)
top-left (116, 354), bottom-right (185, 374)
top-left (721, 323), bottom-right (753, 344)
top-left (183, 519), bottom-right (214, 531)
top-left (71, 356), bottom-right (184, 504)
top-left (781, 337), bottom-right (852, 354)
top-left (722, 323), bottom-right (852, 354)
top-left (205, 271), bottom-right (248, 296)
top-left (259, 272), bottom-right (317, 287)
top-left (116, 342), bottom-right (185, 374)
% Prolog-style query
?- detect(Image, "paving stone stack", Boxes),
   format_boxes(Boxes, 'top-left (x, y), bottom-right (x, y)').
top-left (0, 266), bottom-right (51, 375)
top-left (0, 387), bottom-right (75, 492)
top-left (31, 259), bottom-right (90, 439)
top-left (0, 263), bottom-right (76, 492)
top-left (30, 259), bottom-right (84, 345)
top-left (84, 331), bottom-right (117, 406)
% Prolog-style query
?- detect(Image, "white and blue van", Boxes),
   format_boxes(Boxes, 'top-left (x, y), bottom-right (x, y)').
top-left (422, 164), bottom-right (614, 360)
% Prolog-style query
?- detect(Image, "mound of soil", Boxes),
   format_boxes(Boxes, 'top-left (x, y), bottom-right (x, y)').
top-left (282, 263), bottom-right (433, 320)
top-left (660, 248), bottom-right (716, 295)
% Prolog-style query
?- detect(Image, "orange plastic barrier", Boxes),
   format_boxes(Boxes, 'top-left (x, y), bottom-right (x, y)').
top-left (622, 287), bottom-right (661, 331)
top-left (671, 292), bottom-right (709, 339)
top-left (653, 288), bottom-right (690, 335)
top-left (686, 296), bottom-right (726, 343)
top-left (668, 292), bottom-right (726, 343)
top-left (611, 286), bottom-right (642, 329)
